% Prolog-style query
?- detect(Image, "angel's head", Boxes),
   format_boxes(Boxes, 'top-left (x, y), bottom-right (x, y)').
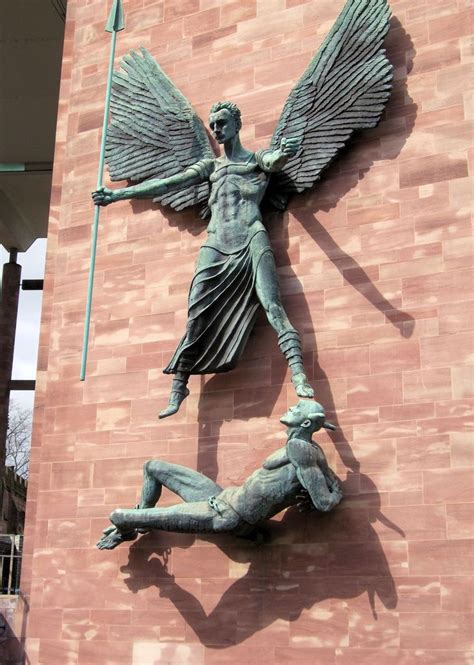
top-left (209, 101), bottom-right (242, 143)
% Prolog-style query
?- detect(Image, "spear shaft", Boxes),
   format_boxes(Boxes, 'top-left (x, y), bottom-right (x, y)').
top-left (80, 0), bottom-right (124, 381)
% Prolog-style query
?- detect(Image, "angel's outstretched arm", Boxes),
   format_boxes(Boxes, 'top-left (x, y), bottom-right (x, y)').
top-left (92, 160), bottom-right (213, 206)
top-left (257, 137), bottom-right (301, 173)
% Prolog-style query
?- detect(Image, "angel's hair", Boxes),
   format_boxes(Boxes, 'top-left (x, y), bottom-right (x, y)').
top-left (209, 101), bottom-right (242, 131)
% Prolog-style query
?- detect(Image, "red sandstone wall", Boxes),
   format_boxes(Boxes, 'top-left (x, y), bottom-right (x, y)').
top-left (20, 1), bottom-right (473, 663)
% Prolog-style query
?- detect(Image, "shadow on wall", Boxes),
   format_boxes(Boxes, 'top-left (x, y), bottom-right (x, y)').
top-left (122, 471), bottom-right (404, 648)
top-left (195, 15), bottom-right (417, 482)
top-left (0, 597), bottom-right (29, 665)
top-left (118, 15), bottom-right (414, 650)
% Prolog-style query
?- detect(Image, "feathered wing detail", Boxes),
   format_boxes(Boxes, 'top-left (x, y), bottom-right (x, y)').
top-left (266, 0), bottom-right (393, 209)
top-left (105, 47), bottom-right (215, 213)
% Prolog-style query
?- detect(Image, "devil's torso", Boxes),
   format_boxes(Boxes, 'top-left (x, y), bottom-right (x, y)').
top-left (214, 446), bottom-right (302, 525)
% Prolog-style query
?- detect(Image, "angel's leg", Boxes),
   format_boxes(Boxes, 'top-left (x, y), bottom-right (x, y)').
top-left (160, 246), bottom-right (223, 419)
top-left (255, 250), bottom-right (314, 398)
top-left (159, 370), bottom-right (190, 419)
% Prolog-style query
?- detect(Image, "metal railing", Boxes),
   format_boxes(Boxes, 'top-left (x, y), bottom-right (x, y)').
top-left (0, 535), bottom-right (23, 595)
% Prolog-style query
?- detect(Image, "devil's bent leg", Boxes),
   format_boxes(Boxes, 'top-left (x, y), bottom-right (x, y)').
top-left (140, 460), bottom-right (223, 508)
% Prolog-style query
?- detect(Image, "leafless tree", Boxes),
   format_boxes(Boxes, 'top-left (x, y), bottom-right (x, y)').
top-left (5, 402), bottom-right (31, 479)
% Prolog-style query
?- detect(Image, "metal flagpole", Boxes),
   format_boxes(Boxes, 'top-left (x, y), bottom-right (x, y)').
top-left (80, 0), bottom-right (125, 381)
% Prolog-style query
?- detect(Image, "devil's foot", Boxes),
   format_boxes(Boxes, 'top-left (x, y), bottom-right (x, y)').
top-left (292, 372), bottom-right (314, 398)
top-left (159, 387), bottom-right (190, 419)
top-left (96, 526), bottom-right (137, 550)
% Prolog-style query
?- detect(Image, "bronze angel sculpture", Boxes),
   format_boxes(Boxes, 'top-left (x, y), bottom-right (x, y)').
top-left (93, 0), bottom-right (393, 419)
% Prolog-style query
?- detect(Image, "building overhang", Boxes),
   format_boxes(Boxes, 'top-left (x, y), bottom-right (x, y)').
top-left (0, 1), bottom-right (65, 253)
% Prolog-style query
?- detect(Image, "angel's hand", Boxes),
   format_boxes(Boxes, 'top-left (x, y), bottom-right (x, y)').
top-left (280, 136), bottom-right (300, 157)
top-left (263, 137), bottom-right (301, 172)
top-left (296, 489), bottom-right (315, 513)
top-left (92, 186), bottom-right (117, 206)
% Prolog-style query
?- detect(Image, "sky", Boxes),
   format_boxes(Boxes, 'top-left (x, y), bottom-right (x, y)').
top-left (1, 239), bottom-right (47, 411)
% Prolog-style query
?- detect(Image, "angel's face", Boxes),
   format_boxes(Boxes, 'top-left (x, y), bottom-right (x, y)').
top-left (209, 109), bottom-right (237, 144)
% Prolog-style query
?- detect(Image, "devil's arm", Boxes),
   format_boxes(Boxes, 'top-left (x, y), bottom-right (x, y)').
top-left (286, 438), bottom-right (342, 512)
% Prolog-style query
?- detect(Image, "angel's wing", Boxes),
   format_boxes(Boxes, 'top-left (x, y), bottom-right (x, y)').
top-left (266, 0), bottom-right (393, 209)
top-left (105, 48), bottom-right (215, 213)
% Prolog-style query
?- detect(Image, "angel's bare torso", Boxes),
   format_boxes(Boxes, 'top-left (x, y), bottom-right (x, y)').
top-left (206, 156), bottom-right (268, 252)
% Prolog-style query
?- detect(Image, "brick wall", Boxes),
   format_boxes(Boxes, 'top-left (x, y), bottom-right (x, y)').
top-left (20, 1), bottom-right (473, 663)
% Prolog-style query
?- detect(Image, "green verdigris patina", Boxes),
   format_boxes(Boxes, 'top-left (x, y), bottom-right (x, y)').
top-left (92, 0), bottom-right (393, 419)
top-left (96, 400), bottom-right (341, 549)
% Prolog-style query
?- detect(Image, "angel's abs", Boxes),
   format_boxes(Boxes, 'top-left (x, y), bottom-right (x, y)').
top-left (206, 160), bottom-right (269, 252)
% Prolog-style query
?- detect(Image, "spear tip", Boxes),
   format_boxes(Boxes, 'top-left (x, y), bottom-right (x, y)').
top-left (105, 0), bottom-right (125, 33)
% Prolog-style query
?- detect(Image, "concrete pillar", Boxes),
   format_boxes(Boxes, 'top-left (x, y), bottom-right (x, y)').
top-left (0, 249), bottom-right (21, 529)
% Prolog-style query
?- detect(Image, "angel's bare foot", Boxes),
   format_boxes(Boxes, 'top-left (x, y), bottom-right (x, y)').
top-left (97, 526), bottom-right (137, 550)
top-left (292, 372), bottom-right (314, 398)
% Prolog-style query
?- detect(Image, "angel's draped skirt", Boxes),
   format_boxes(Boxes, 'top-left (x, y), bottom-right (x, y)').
top-left (164, 232), bottom-right (271, 375)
